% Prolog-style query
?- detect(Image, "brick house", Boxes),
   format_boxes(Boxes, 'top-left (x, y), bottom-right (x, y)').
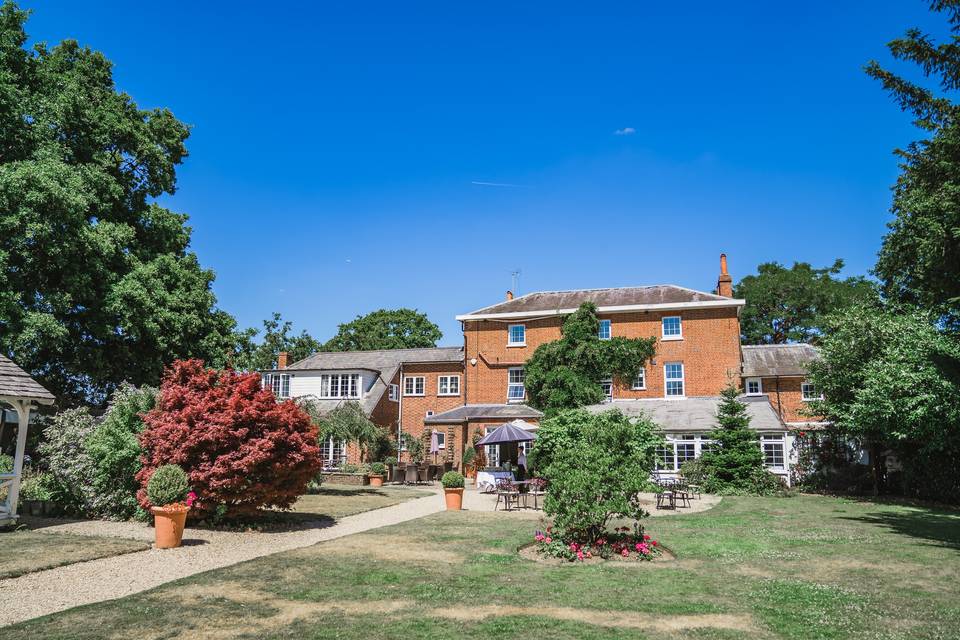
top-left (263, 255), bottom-right (815, 483)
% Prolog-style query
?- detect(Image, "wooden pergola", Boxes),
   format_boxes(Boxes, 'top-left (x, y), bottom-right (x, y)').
top-left (0, 354), bottom-right (54, 527)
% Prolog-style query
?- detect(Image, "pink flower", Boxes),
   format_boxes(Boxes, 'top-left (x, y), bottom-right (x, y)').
top-left (651, 540), bottom-right (658, 547)
top-left (635, 543), bottom-right (643, 552)
top-left (621, 548), bottom-right (630, 557)
top-left (186, 491), bottom-right (197, 507)
top-left (576, 551), bottom-right (584, 561)
top-left (569, 543), bottom-right (579, 551)
top-left (545, 537), bottom-right (552, 544)
top-left (643, 534), bottom-right (650, 541)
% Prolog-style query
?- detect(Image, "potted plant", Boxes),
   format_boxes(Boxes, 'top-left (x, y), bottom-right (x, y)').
top-left (462, 447), bottom-right (476, 481)
top-left (147, 464), bottom-right (195, 549)
top-left (441, 471), bottom-right (465, 510)
top-left (369, 462), bottom-right (386, 487)
top-left (384, 456), bottom-right (398, 482)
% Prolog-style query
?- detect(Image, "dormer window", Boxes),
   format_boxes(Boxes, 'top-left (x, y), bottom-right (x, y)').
top-left (746, 377), bottom-right (762, 396)
top-left (320, 373), bottom-right (361, 399)
top-left (662, 316), bottom-right (682, 340)
top-left (508, 324), bottom-right (526, 346)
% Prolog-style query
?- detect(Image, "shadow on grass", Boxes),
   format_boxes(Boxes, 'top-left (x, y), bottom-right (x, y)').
top-left (842, 508), bottom-right (960, 550)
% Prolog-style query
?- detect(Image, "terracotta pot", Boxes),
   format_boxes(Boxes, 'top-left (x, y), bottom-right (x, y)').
top-left (369, 474), bottom-right (385, 487)
top-left (151, 505), bottom-right (189, 549)
top-left (444, 487), bottom-right (464, 510)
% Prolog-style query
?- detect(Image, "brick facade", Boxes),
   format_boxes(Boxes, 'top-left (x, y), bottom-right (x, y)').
top-left (399, 361), bottom-right (465, 463)
top-left (756, 376), bottom-right (822, 426)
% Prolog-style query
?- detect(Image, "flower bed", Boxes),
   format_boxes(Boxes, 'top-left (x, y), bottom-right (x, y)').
top-left (523, 525), bottom-right (672, 564)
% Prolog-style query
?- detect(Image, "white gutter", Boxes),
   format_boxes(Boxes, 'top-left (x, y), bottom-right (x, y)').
top-left (455, 298), bottom-right (746, 321)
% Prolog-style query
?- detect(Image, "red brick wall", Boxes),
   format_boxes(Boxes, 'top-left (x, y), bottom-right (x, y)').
top-left (399, 361), bottom-right (465, 462)
top-left (758, 376), bottom-right (822, 425)
top-left (463, 307), bottom-right (742, 403)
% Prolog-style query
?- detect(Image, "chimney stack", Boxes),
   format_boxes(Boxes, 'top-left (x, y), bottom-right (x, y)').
top-left (716, 253), bottom-right (733, 297)
top-left (277, 351), bottom-right (289, 369)
top-left (506, 290), bottom-right (514, 300)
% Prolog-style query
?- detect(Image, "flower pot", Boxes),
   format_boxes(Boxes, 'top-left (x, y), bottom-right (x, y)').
top-left (369, 474), bottom-right (385, 487)
top-left (151, 505), bottom-right (189, 549)
top-left (444, 487), bottom-right (464, 510)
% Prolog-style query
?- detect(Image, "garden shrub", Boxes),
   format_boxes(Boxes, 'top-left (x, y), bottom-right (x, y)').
top-left (145, 464), bottom-right (190, 507)
top-left (441, 471), bottom-right (464, 489)
top-left (137, 359), bottom-right (322, 518)
top-left (18, 470), bottom-right (54, 501)
top-left (697, 385), bottom-right (782, 495)
top-left (37, 407), bottom-right (99, 514)
top-left (534, 408), bottom-right (661, 543)
top-left (85, 384), bottom-right (156, 519)
top-left (370, 462), bottom-right (386, 476)
top-left (0, 453), bottom-right (11, 474)
top-left (384, 456), bottom-right (398, 466)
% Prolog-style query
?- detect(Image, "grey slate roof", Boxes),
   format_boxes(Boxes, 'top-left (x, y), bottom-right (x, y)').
top-left (459, 285), bottom-right (740, 319)
top-left (0, 354), bottom-right (55, 403)
top-left (584, 396), bottom-right (786, 432)
top-left (742, 344), bottom-right (819, 377)
top-left (268, 347), bottom-right (463, 418)
top-left (285, 346), bottom-right (463, 372)
top-left (425, 403), bottom-right (544, 424)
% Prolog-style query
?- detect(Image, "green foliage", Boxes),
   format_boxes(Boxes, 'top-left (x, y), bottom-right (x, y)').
top-left (36, 407), bottom-right (99, 514)
top-left (301, 400), bottom-right (384, 461)
top-left (735, 260), bottom-right (876, 344)
top-left (524, 303), bottom-right (656, 415)
top-left (145, 464), bottom-right (190, 507)
top-left (441, 471), bottom-right (464, 489)
top-left (865, 4), bottom-right (960, 325)
top-left (384, 456), bottom-right (398, 466)
top-left (0, 453), bottom-right (11, 474)
top-left (461, 447), bottom-right (476, 467)
top-left (534, 408), bottom-right (662, 542)
top-left (369, 462), bottom-right (386, 476)
top-left (18, 470), bottom-right (53, 501)
top-left (323, 308), bottom-right (442, 352)
top-left (231, 312), bottom-right (321, 372)
top-left (401, 431), bottom-right (425, 463)
top-left (698, 386), bottom-right (772, 495)
top-left (0, 3), bottom-right (240, 404)
top-left (84, 384), bottom-right (156, 519)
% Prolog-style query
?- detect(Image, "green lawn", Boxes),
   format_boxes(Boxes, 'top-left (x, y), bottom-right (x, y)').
top-left (280, 485), bottom-right (434, 524)
top-left (0, 530), bottom-right (149, 579)
top-left (9, 495), bottom-right (960, 639)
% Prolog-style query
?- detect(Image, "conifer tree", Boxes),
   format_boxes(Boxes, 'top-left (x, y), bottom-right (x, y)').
top-left (698, 385), bottom-right (765, 492)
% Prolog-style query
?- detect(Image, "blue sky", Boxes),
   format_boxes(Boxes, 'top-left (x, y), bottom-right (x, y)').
top-left (25, 1), bottom-right (946, 345)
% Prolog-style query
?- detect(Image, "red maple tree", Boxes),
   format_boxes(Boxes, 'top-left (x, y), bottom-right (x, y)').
top-left (137, 359), bottom-right (321, 517)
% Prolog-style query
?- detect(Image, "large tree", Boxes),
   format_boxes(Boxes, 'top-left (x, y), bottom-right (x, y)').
top-left (0, 2), bottom-right (238, 404)
top-left (867, 1), bottom-right (960, 324)
top-left (734, 260), bottom-right (876, 344)
top-left (232, 313), bottom-right (321, 371)
top-left (323, 308), bottom-right (442, 352)
top-left (524, 303), bottom-right (656, 415)
top-left (806, 305), bottom-right (960, 498)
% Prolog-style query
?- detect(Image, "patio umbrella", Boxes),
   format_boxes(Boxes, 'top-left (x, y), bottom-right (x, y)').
top-left (429, 430), bottom-right (440, 463)
top-left (475, 420), bottom-right (537, 446)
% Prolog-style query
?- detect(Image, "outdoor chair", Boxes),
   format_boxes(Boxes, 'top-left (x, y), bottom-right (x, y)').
top-left (404, 464), bottom-right (419, 485)
top-left (494, 479), bottom-right (521, 512)
top-left (419, 464), bottom-right (432, 484)
top-left (656, 490), bottom-right (676, 510)
top-left (525, 478), bottom-right (546, 511)
top-left (687, 484), bottom-right (701, 500)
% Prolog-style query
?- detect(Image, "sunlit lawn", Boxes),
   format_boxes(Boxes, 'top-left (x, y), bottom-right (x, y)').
top-left (280, 484), bottom-right (434, 524)
top-left (9, 494), bottom-right (960, 639)
top-left (0, 530), bottom-right (148, 579)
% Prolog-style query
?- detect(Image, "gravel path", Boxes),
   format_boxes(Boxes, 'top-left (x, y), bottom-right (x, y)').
top-left (0, 492), bottom-right (445, 627)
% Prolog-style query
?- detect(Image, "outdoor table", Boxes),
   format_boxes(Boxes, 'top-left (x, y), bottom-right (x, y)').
top-left (476, 470), bottom-right (515, 493)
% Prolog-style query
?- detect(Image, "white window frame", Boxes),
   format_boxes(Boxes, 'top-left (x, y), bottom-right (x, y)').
top-left (598, 319), bottom-right (612, 340)
top-left (507, 324), bottom-right (526, 346)
top-left (600, 378), bottom-right (613, 401)
top-left (745, 377), bottom-right (762, 396)
top-left (664, 362), bottom-right (685, 398)
top-left (388, 384), bottom-right (399, 402)
top-left (761, 434), bottom-right (786, 470)
top-left (436, 432), bottom-right (446, 449)
top-left (507, 367), bottom-right (525, 402)
top-left (438, 375), bottom-right (460, 396)
top-left (801, 381), bottom-right (821, 402)
top-left (319, 435), bottom-right (347, 468)
top-left (632, 367), bottom-right (646, 390)
top-left (485, 426), bottom-right (500, 466)
top-left (404, 376), bottom-right (425, 396)
top-left (319, 373), bottom-right (360, 399)
top-left (655, 433), bottom-right (714, 473)
top-left (661, 315), bottom-right (683, 340)
top-left (263, 373), bottom-right (290, 399)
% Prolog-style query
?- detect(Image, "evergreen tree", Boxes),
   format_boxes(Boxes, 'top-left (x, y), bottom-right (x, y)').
top-left (698, 385), bottom-right (766, 493)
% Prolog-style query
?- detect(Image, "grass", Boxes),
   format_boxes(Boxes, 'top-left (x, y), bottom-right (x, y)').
top-left (278, 484), bottom-right (434, 523)
top-left (8, 494), bottom-right (960, 639)
top-left (0, 530), bottom-right (149, 579)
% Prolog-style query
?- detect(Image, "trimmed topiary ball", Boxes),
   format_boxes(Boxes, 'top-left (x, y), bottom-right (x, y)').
top-left (441, 471), bottom-right (464, 489)
top-left (146, 464), bottom-right (190, 507)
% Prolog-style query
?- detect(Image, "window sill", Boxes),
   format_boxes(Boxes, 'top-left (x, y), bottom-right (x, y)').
top-left (404, 394), bottom-right (425, 398)
top-left (438, 393), bottom-right (460, 397)
top-left (664, 395), bottom-right (686, 400)
top-left (631, 387), bottom-right (646, 391)
top-left (506, 343), bottom-right (526, 348)
top-left (506, 399), bottom-right (526, 404)
top-left (661, 335), bottom-right (683, 341)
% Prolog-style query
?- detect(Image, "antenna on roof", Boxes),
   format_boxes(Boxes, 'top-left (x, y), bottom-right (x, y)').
top-left (511, 269), bottom-right (521, 295)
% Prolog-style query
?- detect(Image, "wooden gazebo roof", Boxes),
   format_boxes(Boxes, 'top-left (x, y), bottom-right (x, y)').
top-left (0, 354), bottom-right (54, 403)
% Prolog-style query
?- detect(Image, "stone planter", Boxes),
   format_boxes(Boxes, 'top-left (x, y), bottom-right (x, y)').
top-left (444, 488), bottom-right (464, 510)
top-left (151, 505), bottom-right (189, 549)
top-left (368, 474), bottom-right (385, 487)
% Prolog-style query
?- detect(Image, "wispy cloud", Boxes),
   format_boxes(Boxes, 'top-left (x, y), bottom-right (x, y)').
top-left (471, 181), bottom-right (527, 188)
top-left (614, 127), bottom-right (636, 136)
